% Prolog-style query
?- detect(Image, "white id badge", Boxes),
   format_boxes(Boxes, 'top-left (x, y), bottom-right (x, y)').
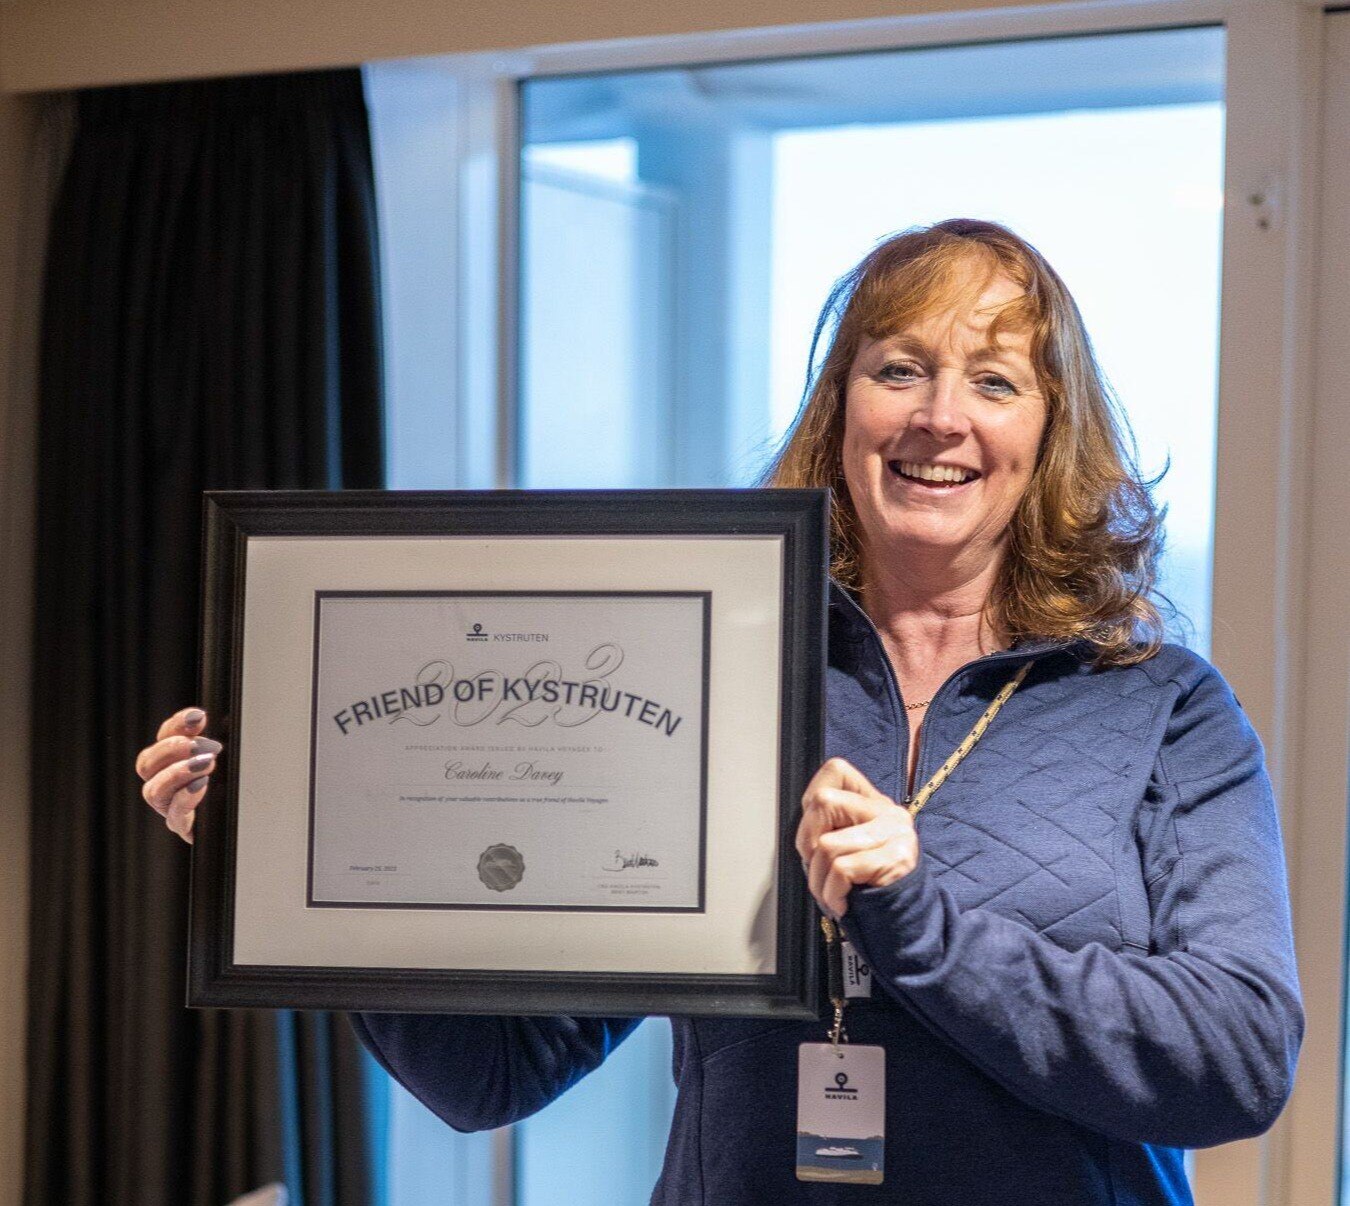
top-left (796, 1043), bottom-right (885, 1185)
top-left (842, 940), bottom-right (872, 999)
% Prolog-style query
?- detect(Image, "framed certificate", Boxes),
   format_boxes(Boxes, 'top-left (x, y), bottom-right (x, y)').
top-left (188, 488), bottom-right (827, 1018)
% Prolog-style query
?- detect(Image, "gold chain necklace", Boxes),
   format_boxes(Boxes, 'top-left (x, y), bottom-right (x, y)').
top-left (903, 644), bottom-right (1015, 711)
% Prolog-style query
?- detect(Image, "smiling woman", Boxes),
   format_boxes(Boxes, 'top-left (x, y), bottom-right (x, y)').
top-left (136, 217), bottom-right (1302, 1206)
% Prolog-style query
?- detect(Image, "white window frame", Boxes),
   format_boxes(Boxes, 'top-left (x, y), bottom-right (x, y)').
top-left (1287, 10), bottom-right (1350, 1206)
top-left (368, 0), bottom-right (1332, 1200)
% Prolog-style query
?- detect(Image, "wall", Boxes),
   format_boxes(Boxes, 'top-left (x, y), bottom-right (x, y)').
top-left (0, 0), bottom-right (1064, 93)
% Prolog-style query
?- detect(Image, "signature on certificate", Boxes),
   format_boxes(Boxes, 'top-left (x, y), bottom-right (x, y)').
top-left (603, 850), bottom-right (660, 871)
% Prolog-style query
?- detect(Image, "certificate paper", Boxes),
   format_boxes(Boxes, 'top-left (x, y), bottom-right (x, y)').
top-left (308, 591), bottom-right (709, 911)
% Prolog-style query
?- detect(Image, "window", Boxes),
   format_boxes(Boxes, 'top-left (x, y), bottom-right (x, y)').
top-left (366, 15), bottom-right (1254, 1203)
top-left (518, 27), bottom-right (1225, 650)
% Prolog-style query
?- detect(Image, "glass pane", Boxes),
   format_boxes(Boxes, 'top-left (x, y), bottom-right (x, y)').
top-left (520, 25), bottom-right (1224, 655)
top-left (516, 1019), bottom-right (677, 1204)
top-left (386, 1079), bottom-right (495, 1206)
top-left (520, 141), bottom-right (675, 488)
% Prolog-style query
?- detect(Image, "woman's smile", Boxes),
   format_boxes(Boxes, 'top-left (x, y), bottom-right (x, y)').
top-left (887, 459), bottom-right (983, 493)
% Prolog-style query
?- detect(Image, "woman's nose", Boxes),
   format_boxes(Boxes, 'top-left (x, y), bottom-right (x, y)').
top-left (910, 370), bottom-right (973, 439)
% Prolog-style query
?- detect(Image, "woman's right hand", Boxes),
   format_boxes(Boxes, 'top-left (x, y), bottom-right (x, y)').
top-left (135, 706), bottom-right (222, 844)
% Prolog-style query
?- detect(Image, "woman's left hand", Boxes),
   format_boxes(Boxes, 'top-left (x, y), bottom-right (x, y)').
top-left (795, 757), bottom-right (921, 919)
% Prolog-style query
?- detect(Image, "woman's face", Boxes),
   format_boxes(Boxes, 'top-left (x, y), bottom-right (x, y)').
top-left (841, 273), bottom-right (1048, 572)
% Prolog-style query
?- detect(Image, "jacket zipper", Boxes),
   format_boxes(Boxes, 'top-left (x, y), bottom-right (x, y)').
top-left (829, 584), bottom-right (1062, 801)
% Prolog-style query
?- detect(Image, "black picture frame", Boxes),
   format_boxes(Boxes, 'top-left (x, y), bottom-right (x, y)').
top-left (189, 488), bottom-right (828, 1018)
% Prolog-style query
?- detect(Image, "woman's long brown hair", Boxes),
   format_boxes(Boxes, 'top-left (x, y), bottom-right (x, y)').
top-left (760, 218), bottom-right (1171, 669)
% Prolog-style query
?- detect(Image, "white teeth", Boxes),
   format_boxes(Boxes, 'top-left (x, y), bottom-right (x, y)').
top-left (897, 460), bottom-right (977, 484)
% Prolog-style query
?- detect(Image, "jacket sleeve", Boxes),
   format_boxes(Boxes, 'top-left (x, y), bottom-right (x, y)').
top-left (842, 656), bottom-right (1305, 1150)
top-left (349, 1010), bottom-right (644, 1132)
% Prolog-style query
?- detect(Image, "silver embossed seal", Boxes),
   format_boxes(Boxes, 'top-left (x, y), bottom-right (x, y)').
top-left (477, 843), bottom-right (525, 892)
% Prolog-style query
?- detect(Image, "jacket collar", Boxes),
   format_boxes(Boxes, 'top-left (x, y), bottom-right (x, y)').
top-left (826, 577), bottom-right (1081, 662)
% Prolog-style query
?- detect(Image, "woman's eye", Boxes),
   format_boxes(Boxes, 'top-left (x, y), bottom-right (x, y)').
top-left (878, 361), bottom-right (921, 382)
top-left (878, 362), bottom-right (1018, 396)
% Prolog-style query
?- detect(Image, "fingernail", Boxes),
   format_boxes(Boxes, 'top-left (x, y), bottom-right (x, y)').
top-left (186, 776), bottom-right (208, 793)
top-left (191, 737), bottom-right (222, 757)
top-left (184, 709), bottom-right (206, 727)
top-left (186, 753), bottom-right (214, 772)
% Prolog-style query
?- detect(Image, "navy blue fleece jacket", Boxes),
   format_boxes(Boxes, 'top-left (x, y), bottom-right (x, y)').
top-left (350, 582), bottom-right (1304, 1204)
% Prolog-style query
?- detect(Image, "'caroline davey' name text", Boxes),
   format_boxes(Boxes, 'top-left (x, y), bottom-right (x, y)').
top-left (332, 679), bottom-right (684, 737)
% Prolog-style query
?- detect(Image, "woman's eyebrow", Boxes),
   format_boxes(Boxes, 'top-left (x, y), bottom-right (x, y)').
top-left (877, 334), bottom-right (1029, 366)
top-left (970, 343), bottom-right (1031, 368)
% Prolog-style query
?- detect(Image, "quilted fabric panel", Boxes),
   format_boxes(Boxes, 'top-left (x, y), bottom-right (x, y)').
top-left (831, 653), bottom-right (1170, 954)
top-left (824, 625), bottom-right (906, 795)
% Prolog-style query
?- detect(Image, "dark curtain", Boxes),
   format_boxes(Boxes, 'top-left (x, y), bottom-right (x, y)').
top-left (26, 70), bottom-right (384, 1206)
